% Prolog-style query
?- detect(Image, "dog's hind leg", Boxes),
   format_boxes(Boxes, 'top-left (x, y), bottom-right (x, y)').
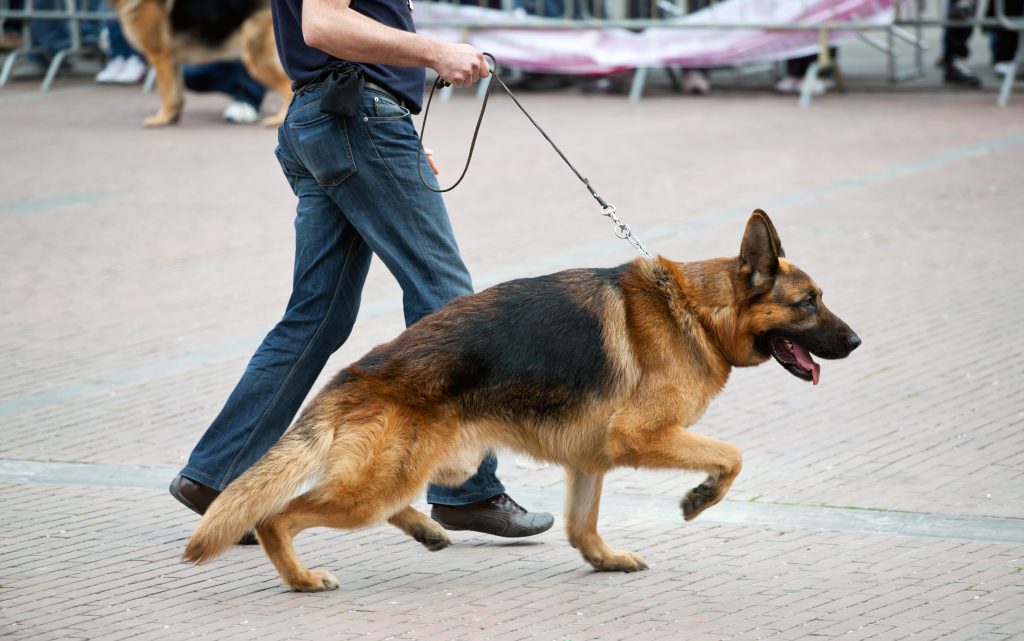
top-left (240, 11), bottom-right (293, 127)
top-left (255, 496), bottom-right (341, 592)
top-left (616, 426), bottom-right (742, 522)
top-left (387, 506), bottom-right (451, 551)
top-left (565, 467), bottom-right (648, 572)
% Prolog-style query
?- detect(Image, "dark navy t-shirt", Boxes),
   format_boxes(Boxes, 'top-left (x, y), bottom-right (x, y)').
top-left (270, 0), bottom-right (427, 113)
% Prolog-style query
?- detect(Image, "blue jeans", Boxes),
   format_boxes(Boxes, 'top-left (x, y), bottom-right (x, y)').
top-left (184, 61), bottom-right (266, 109)
top-left (180, 84), bottom-right (505, 506)
top-left (105, 19), bottom-right (137, 59)
top-left (30, 0), bottom-right (100, 55)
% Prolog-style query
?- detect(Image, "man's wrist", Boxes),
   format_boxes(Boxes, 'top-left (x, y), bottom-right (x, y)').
top-left (416, 36), bottom-right (443, 75)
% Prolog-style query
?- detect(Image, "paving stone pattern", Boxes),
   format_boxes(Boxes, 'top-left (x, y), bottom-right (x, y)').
top-left (1, 82), bottom-right (1022, 640)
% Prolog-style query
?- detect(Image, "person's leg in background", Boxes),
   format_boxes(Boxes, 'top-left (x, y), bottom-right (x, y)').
top-left (990, 0), bottom-right (1023, 78)
top-left (29, 0), bottom-right (70, 61)
top-left (775, 49), bottom-right (837, 95)
top-left (96, 13), bottom-right (147, 84)
top-left (942, 0), bottom-right (983, 86)
top-left (183, 61), bottom-right (266, 124)
top-left (0, 0), bottom-right (25, 52)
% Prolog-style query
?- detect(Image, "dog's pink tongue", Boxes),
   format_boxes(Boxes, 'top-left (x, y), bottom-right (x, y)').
top-left (792, 343), bottom-right (821, 385)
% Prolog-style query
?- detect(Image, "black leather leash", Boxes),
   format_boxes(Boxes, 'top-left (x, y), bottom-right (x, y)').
top-left (417, 53), bottom-right (653, 261)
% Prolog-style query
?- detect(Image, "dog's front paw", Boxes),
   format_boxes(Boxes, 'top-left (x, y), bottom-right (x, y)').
top-left (289, 569), bottom-right (339, 592)
top-left (587, 549), bottom-right (648, 573)
top-left (143, 111), bottom-right (180, 128)
top-left (413, 527), bottom-right (452, 552)
top-left (261, 114), bottom-right (285, 127)
top-left (681, 481), bottom-right (721, 521)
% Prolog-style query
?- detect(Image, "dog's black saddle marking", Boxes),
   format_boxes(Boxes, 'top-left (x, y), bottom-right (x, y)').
top-left (171, 0), bottom-right (264, 49)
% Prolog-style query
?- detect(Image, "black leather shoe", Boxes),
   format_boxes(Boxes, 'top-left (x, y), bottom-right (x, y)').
top-left (431, 494), bottom-right (554, 538)
top-left (944, 58), bottom-right (982, 87)
top-left (169, 474), bottom-right (259, 545)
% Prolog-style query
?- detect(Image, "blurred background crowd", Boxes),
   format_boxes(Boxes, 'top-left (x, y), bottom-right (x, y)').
top-left (0, 0), bottom-right (1021, 123)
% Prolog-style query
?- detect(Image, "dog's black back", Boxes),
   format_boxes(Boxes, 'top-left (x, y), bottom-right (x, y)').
top-left (170, 0), bottom-right (264, 48)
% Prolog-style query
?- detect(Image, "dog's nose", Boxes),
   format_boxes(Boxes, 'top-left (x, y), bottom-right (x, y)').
top-left (845, 333), bottom-right (862, 351)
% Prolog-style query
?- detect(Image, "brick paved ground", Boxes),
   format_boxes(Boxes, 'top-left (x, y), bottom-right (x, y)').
top-left (1, 69), bottom-right (1023, 640)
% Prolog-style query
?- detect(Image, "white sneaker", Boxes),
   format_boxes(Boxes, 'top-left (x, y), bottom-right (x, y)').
top-left (683, 69), bottom-right (711, 95)
top-left (112, 55), bottom-right (147, 84)
top-left (223, 100), bottom-right (260, 124)
top-left (96, 56), bottom-right (125, 83)
top-left (774, 75), bottom-right (801, 93)
top-left (993, 61), bottom-right (1023, 79)
top-left (775, 75), bottom-right (828, 96)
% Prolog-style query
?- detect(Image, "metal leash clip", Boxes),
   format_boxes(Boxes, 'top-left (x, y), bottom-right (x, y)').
top-left (602, 205), bottom-right (653, 260)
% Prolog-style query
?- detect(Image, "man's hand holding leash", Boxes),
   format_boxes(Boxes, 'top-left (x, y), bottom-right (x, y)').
top-left (302, 0), bottom-right (489, 89)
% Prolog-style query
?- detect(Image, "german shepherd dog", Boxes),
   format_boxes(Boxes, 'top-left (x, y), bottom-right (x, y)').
top-left (184, 210), bottom-right (860, 591)
top-left (111, 0), bottom-right (292, 127)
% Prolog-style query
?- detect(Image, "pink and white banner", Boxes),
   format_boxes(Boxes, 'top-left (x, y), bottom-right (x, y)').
top-left (417, 0), bottom-right (896, 73)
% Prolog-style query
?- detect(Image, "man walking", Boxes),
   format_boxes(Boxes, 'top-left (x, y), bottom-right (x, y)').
top-left (169, 0), bottom-right (553, 542)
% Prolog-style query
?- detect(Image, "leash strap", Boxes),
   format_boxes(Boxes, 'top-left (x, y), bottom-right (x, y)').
top-left (418, 53), bottom-right (654, 262)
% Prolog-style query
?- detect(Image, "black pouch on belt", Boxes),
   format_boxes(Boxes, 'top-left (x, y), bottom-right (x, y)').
top-left (319, 62), bottom-right (365, 118)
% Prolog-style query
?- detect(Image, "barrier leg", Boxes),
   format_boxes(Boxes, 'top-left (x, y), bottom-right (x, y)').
top-left (143, 67), bottom-right (156, 93)
top-left (0, 50), bottom-right (21, 88)
top-left (997, 51), bottom-right (1021, 106)
top-left (41, 48), bottom-right (69, 91)
top-left (666, 67), bottom-right (683, 92)
top-left (629, 66), bottom-right (649, 103)
top-left (798, 61), bottom-right (820, 108)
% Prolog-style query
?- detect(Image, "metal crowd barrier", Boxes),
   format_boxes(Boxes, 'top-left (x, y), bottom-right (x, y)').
top-left (413, 0), bottom-right (1023, 105)
top-left (0, 0), bottom-right (1019, 104)
top-left (0, 0), bottom-right (114, 90)
top-left (416, 0), bottom-right (928, 105)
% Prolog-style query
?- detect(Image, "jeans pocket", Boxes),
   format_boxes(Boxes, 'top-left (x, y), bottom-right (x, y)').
top-left (366, 92), bottom-right (412, 121)
top-left (362, 112), bottom-right (423, 180)
top-left (286, 101), bottom-right (357, 187)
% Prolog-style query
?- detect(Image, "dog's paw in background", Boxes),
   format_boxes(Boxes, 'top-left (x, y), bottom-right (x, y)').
top-left (143, 110), bottom-right (181, 128)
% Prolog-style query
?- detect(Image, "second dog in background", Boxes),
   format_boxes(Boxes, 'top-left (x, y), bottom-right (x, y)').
top-left (112, 0), bottom-right (292, 127)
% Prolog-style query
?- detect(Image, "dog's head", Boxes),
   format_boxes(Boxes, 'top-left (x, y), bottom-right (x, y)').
top-left (731, 210), bottom-right (860, 384)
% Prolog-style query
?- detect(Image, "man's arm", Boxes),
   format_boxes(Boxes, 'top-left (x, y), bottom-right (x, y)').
top-left (302, 0), bottom-right (489, 87)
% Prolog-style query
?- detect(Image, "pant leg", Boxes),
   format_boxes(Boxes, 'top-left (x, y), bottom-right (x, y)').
top-left (106, 18), bottom-right (137, 59)
top-left (5, 0), bottom-right (23, 32)
top-left (299, 87), bottom-right (505, 505)
top-left (180, 96), bottom-right (373, 490)
top-left (315, 89), bottom-right (475, 326)
top-left (30, 0), bottom-right (70, 55)
top-left (943, 0), bottom-right (975, 61)
top-left (184, 61), bottom-right (265, 108)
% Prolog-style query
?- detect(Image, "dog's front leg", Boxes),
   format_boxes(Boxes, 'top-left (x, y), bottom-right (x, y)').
top-left (615, 426), bottom-right (743, 522)
top-left (118, 1), bottom-right (183, 127)
top-left (565, 467), bottom-right (648, 572)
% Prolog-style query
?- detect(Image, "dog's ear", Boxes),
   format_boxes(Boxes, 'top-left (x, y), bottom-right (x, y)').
top-left (755, 208), bottom-right (784, 258)
top-left (739, 209), bottom-right (781, 294)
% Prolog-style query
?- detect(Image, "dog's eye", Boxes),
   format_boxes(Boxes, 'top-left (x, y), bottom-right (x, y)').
top-left (802, 296), bottom-right (818, 312)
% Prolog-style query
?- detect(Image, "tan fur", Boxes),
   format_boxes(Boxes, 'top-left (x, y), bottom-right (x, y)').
top-left (183, 211), bottom-right (857, 591)
top-left (111, 0), bottom-right (291, 127)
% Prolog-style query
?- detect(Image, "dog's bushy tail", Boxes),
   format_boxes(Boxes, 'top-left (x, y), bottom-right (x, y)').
top-left (183, 418), bottom-right (333, 564)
